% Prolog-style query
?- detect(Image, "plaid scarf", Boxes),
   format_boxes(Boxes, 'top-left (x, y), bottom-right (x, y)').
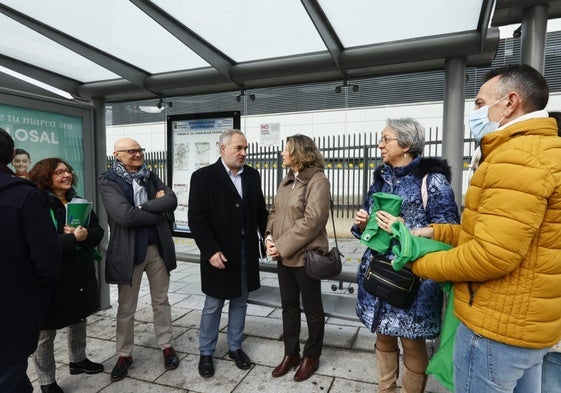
top-left (112, 159), bottom-right (150, 186)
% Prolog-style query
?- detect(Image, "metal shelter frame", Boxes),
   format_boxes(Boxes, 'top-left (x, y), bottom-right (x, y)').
top-left (1, 0), bottom-right (561, 308)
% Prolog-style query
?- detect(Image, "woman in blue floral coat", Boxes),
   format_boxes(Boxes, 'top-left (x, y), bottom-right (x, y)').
top-left (351, 118), bottom-right (459, 393)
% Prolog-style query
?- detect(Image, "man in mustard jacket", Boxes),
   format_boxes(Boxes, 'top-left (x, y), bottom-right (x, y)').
top-left (412, 64), bottom-right (561, 392)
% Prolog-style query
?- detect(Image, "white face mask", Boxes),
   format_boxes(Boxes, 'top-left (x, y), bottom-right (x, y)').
top-left (468, 96), bottom-right (507, 142)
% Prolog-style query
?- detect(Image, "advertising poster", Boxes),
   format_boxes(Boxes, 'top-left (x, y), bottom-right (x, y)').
top-left (168, 111), bottom-right (240, 236)
top-left (0, 104), bottom-right (85, 195)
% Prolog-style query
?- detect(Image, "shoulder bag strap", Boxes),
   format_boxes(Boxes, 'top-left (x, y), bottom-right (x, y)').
top-left (302, 181), bottom-right (338, 249)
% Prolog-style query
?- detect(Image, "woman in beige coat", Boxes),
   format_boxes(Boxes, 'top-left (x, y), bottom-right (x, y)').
top-left (265, 134), bottom-right (330, 382)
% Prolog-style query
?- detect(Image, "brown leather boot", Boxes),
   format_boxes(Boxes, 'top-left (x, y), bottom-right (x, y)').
top-left (400, 366), bottom-right (428, 393)
top-left (293, 357), bottom-right (319, 382)
top-left (375, 347), bottom-right (400, 393)
top-left (271, 355), bottom-right (301, 377)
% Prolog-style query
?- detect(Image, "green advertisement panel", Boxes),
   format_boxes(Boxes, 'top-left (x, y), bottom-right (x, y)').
top-left (0, 103), bottom-right (85, 195)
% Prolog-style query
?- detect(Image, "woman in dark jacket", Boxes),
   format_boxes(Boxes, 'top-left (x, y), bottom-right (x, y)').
top-left (28, 158), bottom-right (104, 393)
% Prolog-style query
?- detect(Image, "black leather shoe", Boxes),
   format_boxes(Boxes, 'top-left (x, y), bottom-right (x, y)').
top-left (69, 358), bottom-right (104, 375)
top-left (228, 349), bottom-right (252, 370)
top-left (163, 347), bottom-right (180, 370)
top-left (198, 355), bottom-right (215, 378)
top-left (40, 382), bottom-right (64, 393)
top-left (111, 356), bottom-right (133, 382)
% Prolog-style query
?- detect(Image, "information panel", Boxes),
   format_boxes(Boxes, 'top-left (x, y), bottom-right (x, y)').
top-left (0, 103), bottom-right (85, 195)
top-left (167, 111), bottom-right (240, 237)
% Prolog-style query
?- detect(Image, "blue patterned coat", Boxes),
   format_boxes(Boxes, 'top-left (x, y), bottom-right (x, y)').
top-left (351, 157), bottom-right (460, 339)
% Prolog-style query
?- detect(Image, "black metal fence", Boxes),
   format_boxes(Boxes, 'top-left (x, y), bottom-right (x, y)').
top-left (107, 130), bottom-right (475, 218)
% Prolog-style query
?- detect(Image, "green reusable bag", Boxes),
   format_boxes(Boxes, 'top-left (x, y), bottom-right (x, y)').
top-left (425, 283), bottom-right (459, 391)
top-left (360, 192), bottom-right (403, 253)
top-left (389, 221), bottom-right (452, 270)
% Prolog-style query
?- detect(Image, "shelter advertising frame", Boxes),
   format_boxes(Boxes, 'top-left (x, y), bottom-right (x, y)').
top-left (167, 111), bottom-right (241, 237)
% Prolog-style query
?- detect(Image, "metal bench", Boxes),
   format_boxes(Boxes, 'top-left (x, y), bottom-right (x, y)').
top-left (177, 252), bottom-right (359, 321)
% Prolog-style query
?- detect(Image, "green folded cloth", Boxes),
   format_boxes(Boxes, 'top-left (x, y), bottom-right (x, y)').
top-left (390, 221), bottom-right (452, 270)
top-left (425, 283), bottom-right (459, 391)
top-left (360, 193), bottom-right (403, 253)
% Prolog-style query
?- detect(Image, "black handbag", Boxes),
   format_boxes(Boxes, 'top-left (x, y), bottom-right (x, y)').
top-left (363, 255), bottom-right (420, 309)
top-left (304, 247), bottom-right (342, 280)
top-left (304, 194), bottom-right (343, 280)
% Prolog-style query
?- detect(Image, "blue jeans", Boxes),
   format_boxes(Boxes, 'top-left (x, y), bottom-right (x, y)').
top-left (199, 244), bottom-right (248, 355)
top-left (454, 322), bottom-right (549, 393)
top-left (542, 352), bottom-right (561, 393)
top-left (199, 292), bottom-right (249, 355)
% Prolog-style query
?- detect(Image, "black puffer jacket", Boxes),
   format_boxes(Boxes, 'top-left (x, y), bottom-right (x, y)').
top-left (41, 189), bottom-right (103, 330)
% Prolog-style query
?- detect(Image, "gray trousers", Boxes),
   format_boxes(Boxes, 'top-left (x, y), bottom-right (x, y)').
top-left (32, 319), bottom-right (87, 385)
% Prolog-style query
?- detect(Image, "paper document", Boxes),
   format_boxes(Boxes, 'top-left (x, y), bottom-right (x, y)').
top-left (66, 201), bottom-right (92, 226)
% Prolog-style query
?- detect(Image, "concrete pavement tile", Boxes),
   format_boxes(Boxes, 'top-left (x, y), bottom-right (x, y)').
top-left (168, 292), bottom-right (191, 306)
top-left (231, 335), bottom-right (283, 368)
top-left (329, 377), bottom-right (376, 392)
top-left (168, 281), bottom-right (189, 292)
top-left (326, 316), bottom-right (363, 327)
top-left (87, 315), bottom-right (118, 341)
top-left (242, 315), bottom-right (283, 340)
top-left (97, 377), bottom-right (185, 392)
top-left (32, 369), bottom-right (113, 393)
top-left (352, 327), bottom-right (375, 351)
top-left (246, 303), bottom-right (276, 317)
top-left (172, 309), bottom-right (203, 329)
top-left (234, 364), bottom-right (334, 392)
top-left (170, 307), bottom-right (192, 323)
top-left (81, 337), bottom-right (118, 365)
top-left (269, 308), bottom-right (283, 319)
top-left (175, 293), bottom-right (206, 310)
top-left (318, 346), bottom-right (376, 383)
top-left (156, 353), bottom-right (249, 393)
top-left (172, 328), bottom-right (199, 355)
top-left (322, 323), bottom-right (359, 349)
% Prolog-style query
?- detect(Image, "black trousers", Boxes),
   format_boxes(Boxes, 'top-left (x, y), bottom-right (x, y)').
top-left (277, 261), bottom-right (325, 358)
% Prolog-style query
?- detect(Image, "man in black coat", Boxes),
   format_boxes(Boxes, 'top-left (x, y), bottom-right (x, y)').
top-left (0, 129), bottom-right (60, 393)
top-left (188, 129), bottom-right (268, 378)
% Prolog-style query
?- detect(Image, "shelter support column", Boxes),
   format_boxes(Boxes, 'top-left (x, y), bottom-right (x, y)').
top-left (93, 97), bottom-right (110, 310)
top-left (521, 4), bottom-right (549, 73)
top-left (443, 57), bottom-right (466, 210)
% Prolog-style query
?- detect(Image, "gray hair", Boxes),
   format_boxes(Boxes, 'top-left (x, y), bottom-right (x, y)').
top-left (386, 118), bottom-right (425, 158)
top-left (218, 129), bottom-right (245, 147)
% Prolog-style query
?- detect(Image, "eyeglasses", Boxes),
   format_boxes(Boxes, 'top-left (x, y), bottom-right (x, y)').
top-left (378, 136), bottom-right (398, 145)
top-left (116, 148), bottom-right (145, 156)
top-left (53, 168), bottom-right (73, 177)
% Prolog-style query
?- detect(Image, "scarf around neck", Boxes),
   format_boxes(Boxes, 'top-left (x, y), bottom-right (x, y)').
top-left (113, 159), bottom-right (150, 186)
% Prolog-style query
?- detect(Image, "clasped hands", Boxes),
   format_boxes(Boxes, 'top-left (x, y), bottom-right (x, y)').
top-left (64, 224), bottom-right (88, 241)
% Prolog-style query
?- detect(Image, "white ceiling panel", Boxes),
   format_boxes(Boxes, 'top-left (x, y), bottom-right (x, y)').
top-left (1, 0), bottom-right (209, 73)
top-left (152, 0), bottom-right (327, 62)
top-left (319, 0), bottom-right (485, 47)
top-left (0, 13), bottom-right (118, 82)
